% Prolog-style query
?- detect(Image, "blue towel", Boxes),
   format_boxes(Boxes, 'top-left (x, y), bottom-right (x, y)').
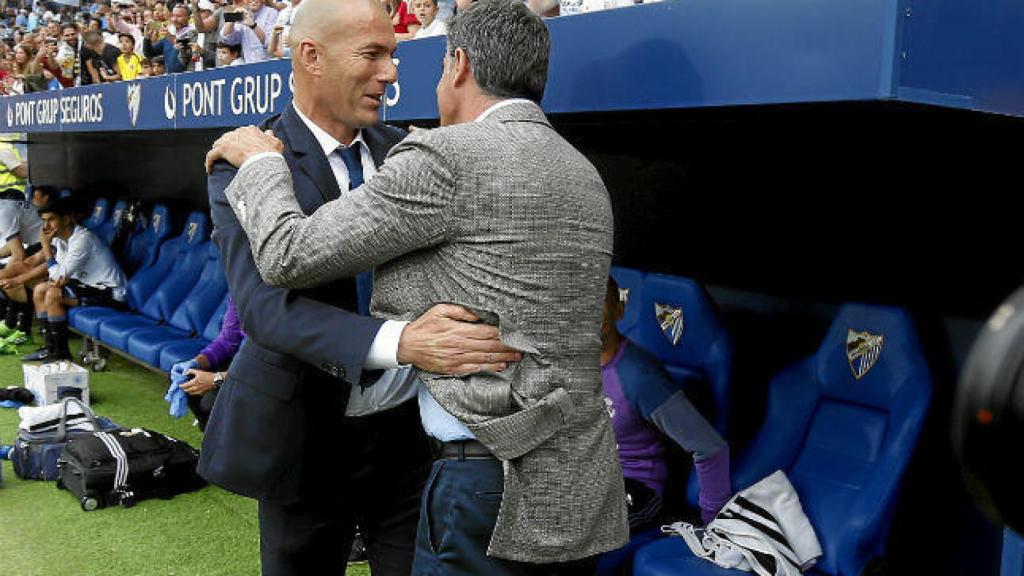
top-left (165, 359), bottom-right (198, 419)
top-left (165, 376), bottom-right (190, 418)
top-left (0, 400), bottom-right (23, 409)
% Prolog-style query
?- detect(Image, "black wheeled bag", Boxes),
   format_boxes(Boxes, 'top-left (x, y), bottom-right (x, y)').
top-left (57, 428), bottom-right (207, 511)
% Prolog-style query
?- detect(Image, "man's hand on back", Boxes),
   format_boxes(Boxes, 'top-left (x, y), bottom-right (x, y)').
top-left (398, 304), bottom-right (523, 376)
top-left (205, 125), bottom-right (284, 173)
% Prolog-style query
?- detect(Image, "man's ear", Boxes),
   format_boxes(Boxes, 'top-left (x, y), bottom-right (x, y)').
top-left (450, 46), bottom-right (471, 88)
top-left (298, 39), bottom-right (320, 75)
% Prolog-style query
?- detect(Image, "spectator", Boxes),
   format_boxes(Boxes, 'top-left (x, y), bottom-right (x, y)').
top-left (109, 0), bottom-right (145, 55)
top-left (411, 0), bottom-right (444, 38)
top-left (143, 3), bottom-right (190, 73)
top-left (153, 1), bottom-right (169, 24)
top-left (23, 196), bottom-right (128, 362)
top-left (215, 40), bottom-right (242, 66)
top-left (599, 277), bottom-right (732, 531)
top-left (267, 0), bottom-right (300, 58)
top-left (187, 0), bottom-right (221, 68)
top-left (167, 297), bottom-right (245, 430)
top-left (42, 66), bottom-right (59, 89)
top-left (139, 55), bottom-right (153, 76)
top-left (37, 22), bottom-right (79, 88)
top-left (151, 54), bottom-right (166, 75)
top-left (219, 0), bottom-right (277, 64)
top-left (116, 32), bottom-right (142, 78)
top-left (12, 43), bottom-right (46, 93)
top-left (386, 0), bottom-right (419, 39)
top-left (0, 60), bottom-right (12, 96)
top-left (81, 29), bottom-right (121, 83)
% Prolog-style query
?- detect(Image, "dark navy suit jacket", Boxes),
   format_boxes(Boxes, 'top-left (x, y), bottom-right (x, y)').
top-left (198, 104), bottom-right (407, 502)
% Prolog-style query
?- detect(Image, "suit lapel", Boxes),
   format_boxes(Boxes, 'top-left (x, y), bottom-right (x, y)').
top-left (278, 104), bottom-right (343, 210)
top-left (362, 126), bottom-right (391, 169)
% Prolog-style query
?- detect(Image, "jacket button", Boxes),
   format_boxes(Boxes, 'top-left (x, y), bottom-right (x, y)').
top-left (322, 364), bottom-right (345, 380)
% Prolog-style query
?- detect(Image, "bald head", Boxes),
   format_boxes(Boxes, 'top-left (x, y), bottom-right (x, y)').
top-left (290, 0), bottom-right (386, 50)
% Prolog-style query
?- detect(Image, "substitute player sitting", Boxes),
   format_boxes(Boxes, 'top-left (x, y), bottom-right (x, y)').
top-left (23, 198), bottom-right (127, 363)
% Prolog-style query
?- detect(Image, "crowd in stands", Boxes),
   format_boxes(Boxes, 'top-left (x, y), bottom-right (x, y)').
top-left (0, 0), bottom-right (655, 95)
top-left (0, 0), bottom-right (456, 95)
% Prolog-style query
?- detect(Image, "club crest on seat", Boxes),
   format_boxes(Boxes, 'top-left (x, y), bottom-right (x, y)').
top-left (618, 287), bottom-right (630, 304)
top-left (655, 303), bottom-right (685, 346)
top-left (846, 329), bottom-right (884, 379)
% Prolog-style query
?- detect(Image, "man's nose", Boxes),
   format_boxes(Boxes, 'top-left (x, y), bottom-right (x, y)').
top-left (380, 57), bottom-right (398, 84)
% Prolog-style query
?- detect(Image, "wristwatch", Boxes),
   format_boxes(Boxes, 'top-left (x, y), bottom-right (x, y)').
top-left (213, 372), bottom-right (226, 387)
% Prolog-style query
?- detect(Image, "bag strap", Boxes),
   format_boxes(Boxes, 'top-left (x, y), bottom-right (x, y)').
top-left (663, 522), bottom-right (714, 559)
top-left (95, 431), bottom-right (129, 491)
top-left (57, 397), bottom-right (98, 442)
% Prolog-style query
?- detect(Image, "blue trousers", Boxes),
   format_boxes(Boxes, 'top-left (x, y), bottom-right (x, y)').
top-left (412, 457), bottom-right (598, 576)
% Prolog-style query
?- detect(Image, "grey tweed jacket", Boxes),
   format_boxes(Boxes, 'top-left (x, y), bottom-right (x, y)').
top-left (224, 100), bottom-right (628, 562)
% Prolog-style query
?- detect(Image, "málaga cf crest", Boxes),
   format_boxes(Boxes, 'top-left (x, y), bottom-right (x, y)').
top-left (846, 329), bottom-right (884, 380)
top-left (655, 303), bottom-right (685, 346)
top-left (127, 83), bottom-right (142, 127)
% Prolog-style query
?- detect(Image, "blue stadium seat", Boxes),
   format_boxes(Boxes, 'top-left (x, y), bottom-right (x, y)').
top-left (634, 303), bottom-right (932, 576)
top-left (158, 295), bottom-right (231, 372)
top-left (82, 198), bottom-right (109, 232)
top-left (96, 211), bottom-right (211, 351)
top-left (120, 204), bottom-right (174, 276)
top-left (96, 200), bottom-right (127, 245)
top-left (624, 273), bottom-right (733, 434)
top-left (69, 205), bottom-right (176, 337)
top-left (126, 242), bottom-right (228, 367)
top-left (610, 265), bottom-right (645, 335)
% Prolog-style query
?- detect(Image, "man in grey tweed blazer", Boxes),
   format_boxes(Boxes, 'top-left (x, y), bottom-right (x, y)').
top-left (207, 0), bottom-right (628, 571)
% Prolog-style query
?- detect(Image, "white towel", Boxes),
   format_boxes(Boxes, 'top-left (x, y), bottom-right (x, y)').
top-left (18, 402), bottom-right (95, 434)
top-left (664, 470), bottom-right (822, 576)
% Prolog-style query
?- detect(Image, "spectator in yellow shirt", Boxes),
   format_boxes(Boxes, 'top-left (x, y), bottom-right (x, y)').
top-left (116, 34), bottom-right (144, 80)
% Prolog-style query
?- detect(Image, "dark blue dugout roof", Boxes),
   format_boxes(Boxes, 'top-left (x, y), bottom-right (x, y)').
top-left (2, 0), bottom-right (1022, 133)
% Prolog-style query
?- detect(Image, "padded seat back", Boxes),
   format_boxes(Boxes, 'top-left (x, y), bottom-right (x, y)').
top-left (610, 266), bottom-right (645, 335)
top-left (136, 211), bottom-right (211, 322)
top-left (122, 205), bottom-right (175, 310)
top-left (735, 303), bottom-right (932, 576)
top-left (202, 295), bottom-right (231, 342)
top-left (167, 242), bottom-right (228, 335)
top-left (97, 200), bottom-right (127, 245)
top-left (83, 198), bottom-right (109, 231)
top-left (122, 204), bottom-right (173, 276)
top-left (626, 273), bottom-right (733, 433)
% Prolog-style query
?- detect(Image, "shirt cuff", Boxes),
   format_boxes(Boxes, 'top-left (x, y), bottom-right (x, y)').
top-left (239, 151), bottom-right (284, 172)
top-left (364, 320), bottom-right (409, 370)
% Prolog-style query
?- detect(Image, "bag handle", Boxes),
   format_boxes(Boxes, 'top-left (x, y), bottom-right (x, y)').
top-left (57, 397), bottom-right (98, 442)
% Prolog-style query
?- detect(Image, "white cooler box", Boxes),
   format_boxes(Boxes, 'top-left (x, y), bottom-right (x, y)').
top-left (23, 362), bottom-right (90, 406)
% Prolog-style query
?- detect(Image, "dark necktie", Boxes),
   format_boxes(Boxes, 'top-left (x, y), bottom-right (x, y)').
top-left (337, 144), bottom-right (364, 190)
top-left (336, 143), bottom-right (373, 317)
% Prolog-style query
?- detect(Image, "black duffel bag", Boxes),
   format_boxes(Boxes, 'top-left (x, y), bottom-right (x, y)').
top-left (57, 428), bottom-right (207, 511)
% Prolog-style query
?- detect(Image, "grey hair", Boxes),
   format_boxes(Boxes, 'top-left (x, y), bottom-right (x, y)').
top-left (446, 0), bottom-right (550, 103)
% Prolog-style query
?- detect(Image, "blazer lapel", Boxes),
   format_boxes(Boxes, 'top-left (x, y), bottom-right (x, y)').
top-left (362, 126), bottom-right (391, 169)
top-left (278, 104), bottom-right (343, 209)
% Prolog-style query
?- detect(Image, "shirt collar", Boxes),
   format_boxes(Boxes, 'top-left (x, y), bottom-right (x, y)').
top-left (474, 98), bottom-right (535, 123)
top-left (292, 102), bottom-right (367, 158)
